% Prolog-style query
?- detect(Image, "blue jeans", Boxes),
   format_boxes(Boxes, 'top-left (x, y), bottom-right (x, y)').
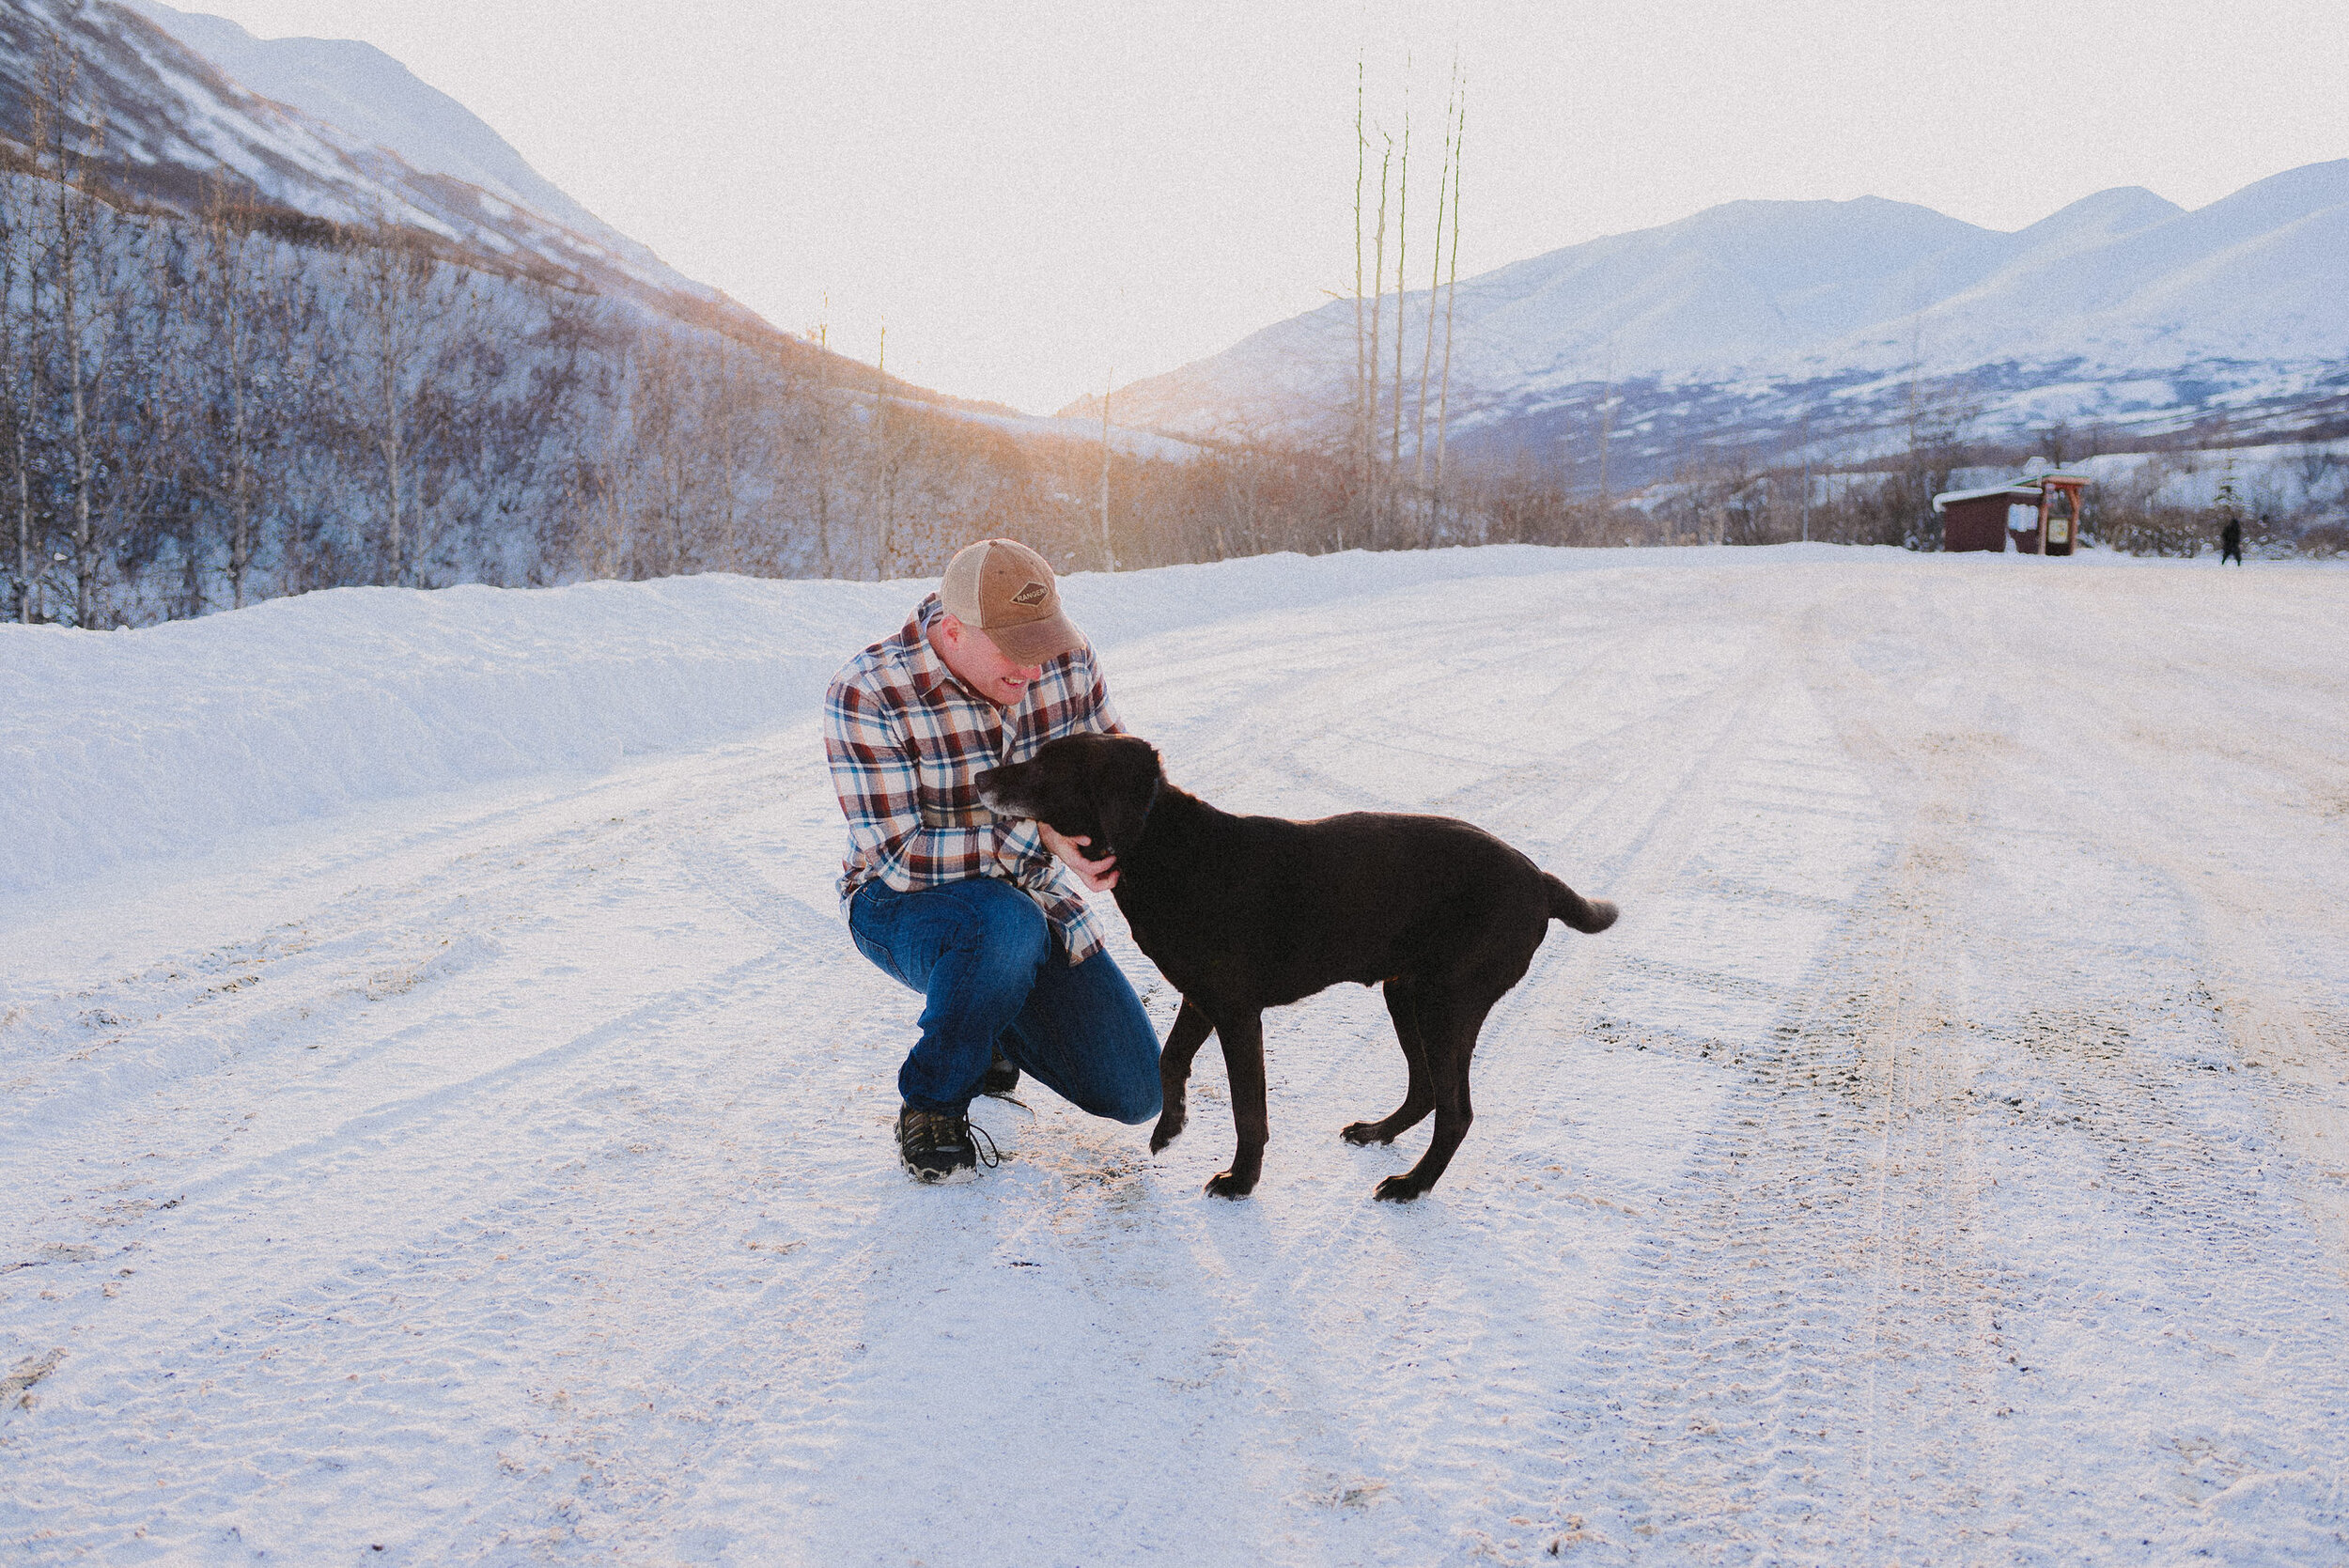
top-left (849, 878), bottom-right (1162, 1121)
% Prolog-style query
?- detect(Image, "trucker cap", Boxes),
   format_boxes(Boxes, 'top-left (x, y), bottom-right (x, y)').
top-left (939, 538), bottom-right (1084, 664)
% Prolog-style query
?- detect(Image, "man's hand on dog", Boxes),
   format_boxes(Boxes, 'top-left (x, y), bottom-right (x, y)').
top-left (1038, 822), bottom-right (1119, 892)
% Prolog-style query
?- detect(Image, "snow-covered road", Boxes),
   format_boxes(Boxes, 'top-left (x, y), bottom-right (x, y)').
top-left (5, 550), bottom-right (2345, 1565)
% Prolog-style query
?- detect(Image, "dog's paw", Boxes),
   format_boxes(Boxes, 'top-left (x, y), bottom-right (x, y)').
top-left (1340, 1120), bottom-right (1392, 1146)
top-left (1372, 1174), bottom-right (1427, 1203)
top-left (1148, 1109), bottom-right (1187, 1154)
top-left (1204, 1170), bottom-right (1256, 1200)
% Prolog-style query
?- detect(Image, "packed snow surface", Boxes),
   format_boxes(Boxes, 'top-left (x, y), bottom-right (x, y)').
top-left (4, 546), bottom-right (2346, 1564)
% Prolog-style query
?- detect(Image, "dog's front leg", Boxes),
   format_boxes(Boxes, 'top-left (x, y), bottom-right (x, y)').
top-left (1149, 999), bottom-right (1214, 1154)
top-left (1205, 1010), bottom-right (1268, 1199)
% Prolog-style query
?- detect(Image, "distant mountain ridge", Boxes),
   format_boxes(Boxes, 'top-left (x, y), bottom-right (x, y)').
top-left (1087, 163), bottom-right (2349, 489)
top-left (0, 0), bottom-right (743, 329)
top-left (117, 0), bottom-right (662, 275)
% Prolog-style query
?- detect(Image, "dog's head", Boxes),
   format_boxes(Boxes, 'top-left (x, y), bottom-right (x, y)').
top-left (975, 733), bottom-right (1163, 861)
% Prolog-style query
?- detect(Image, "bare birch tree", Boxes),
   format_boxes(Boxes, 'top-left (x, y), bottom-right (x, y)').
top-left (1433, 80), bottom-right (1464, 518)
top-left (260, 249), bottom-right (332, 598)
top-left (1365, 133), bottom-right (1391, 545)
top-left (1350, 57), bottom-right (1367, 552)
top-left (1414, 60), bottom-right (1459, 500)
top-left (0, 159), bottom-right (37, 622)
top-left (706, 335), bottom-right (750, 568)
top-left (341, 226), bottom-right (494, 586)
top-left (1097, 365), bottom-right (1117, 570)
top-left (182, 180), bottom-right (283, 608)
top-left (1390, 94), bottom-right (1409, 513)
top-left (30, 39), bottom-right (119, 627)
top-left (345, 235), bottom-right (432, 584)
top-left (812, 303), bottom-right (835, 577)
top-left (873, 323), bottom-right (896, 577)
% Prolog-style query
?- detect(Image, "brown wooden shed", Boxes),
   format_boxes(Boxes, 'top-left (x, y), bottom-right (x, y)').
top-left (1933, 473), bottom-right (2089, 554)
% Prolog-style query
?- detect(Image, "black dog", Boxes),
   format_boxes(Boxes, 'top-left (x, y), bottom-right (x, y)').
top-left (976, 734), bottom-right (1617, 1202)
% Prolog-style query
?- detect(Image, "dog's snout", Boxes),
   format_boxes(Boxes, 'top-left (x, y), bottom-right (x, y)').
top-left (972, 761), bottom-right (1020, 814)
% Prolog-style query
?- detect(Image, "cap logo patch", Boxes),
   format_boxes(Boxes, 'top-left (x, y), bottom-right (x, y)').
top-left (1010, 581), bottom-right (1049, 607)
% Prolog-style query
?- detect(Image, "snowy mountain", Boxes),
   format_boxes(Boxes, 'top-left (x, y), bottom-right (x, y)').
top-left (1091, 163), bottom-right (2349, 488)
top-left (0, 0), bottom-right (739, 326)
top-left (117, 0), bottom-right (663, 276)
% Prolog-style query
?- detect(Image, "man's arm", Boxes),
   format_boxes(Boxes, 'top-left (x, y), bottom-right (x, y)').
top-left (825, 675), bottom-right (994, 890)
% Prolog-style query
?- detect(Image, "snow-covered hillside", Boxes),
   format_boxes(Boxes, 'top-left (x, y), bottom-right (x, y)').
top-left (119, 0), bottom-right (662, 278)
top-left (0, 0), bottom-right (720, 319)
top-left (1096, 164), bottom-right (2349, 486)
top-left (5, 549), bottom-right (2346, 1563)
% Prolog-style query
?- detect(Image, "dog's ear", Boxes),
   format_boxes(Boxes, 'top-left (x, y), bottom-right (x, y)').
top-left (1089, 737), bottom-right (1161, 861)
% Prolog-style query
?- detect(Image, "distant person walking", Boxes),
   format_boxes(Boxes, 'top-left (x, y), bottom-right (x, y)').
top-left (2220, 517), bottom-right (2244, 566)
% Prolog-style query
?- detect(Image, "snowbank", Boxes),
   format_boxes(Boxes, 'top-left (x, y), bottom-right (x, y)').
top-left (0, 574), bottom-right (904, 897)
top-left (0, 545), bottom-right (1868, 897)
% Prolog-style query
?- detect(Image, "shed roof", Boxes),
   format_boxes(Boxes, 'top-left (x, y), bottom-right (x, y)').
top-left (1931, 472), bottom-right (2093, 513)
top-left (1932, 483), bottom-right (2042, 513)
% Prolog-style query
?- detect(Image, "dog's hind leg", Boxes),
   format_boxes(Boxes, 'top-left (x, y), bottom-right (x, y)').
top-left (1148, 999), bottom-right (1215, 1155)
top-left (1344, 978), bottom-right (1435, 1146)
top-left (1204, 1010), bottom-right (1268, 1199)
top-left (1373, 988), bottom-right (1497, 1203)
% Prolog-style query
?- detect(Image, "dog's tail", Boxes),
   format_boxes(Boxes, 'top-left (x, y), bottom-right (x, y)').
top-left (1544, 873), bottom-right (1619, 934)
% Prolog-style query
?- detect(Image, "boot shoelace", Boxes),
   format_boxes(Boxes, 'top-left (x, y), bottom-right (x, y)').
top-left (915, 1109), bottom-right (1003, 1171)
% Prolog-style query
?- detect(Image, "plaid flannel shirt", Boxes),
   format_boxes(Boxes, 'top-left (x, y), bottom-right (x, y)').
top-left (826, 592), bottom-right (1123, 965)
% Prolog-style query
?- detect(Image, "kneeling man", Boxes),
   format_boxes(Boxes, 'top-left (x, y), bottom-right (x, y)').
top-left (824, 538), bottom-right (1160, 1183)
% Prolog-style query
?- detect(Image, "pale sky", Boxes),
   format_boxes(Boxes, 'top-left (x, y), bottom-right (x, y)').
top-left (163, 0), bottom-right (2349, 413)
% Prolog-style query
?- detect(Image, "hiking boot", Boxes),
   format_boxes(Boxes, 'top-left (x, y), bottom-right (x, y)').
top-left (982, 1053), bottom-right (1021, 1098)
top-left (896, 1105), bottom-right (997, 1185)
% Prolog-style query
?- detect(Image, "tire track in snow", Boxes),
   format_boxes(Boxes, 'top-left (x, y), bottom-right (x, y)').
top-left (0, 739), bottom-right (868, 1560)
top-left (1084, 579), bottom-right (1810, 1561)
top-left (1767, 567), bottom-right (2349, 1560)
top-left (1517, 592), bottom-right (2023, 1562)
